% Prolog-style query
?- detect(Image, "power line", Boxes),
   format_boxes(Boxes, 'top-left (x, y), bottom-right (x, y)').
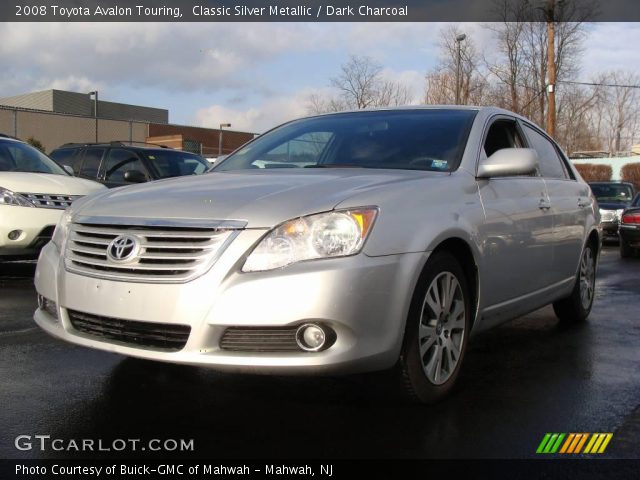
top-left (558, 80), bottom-right (640, 89)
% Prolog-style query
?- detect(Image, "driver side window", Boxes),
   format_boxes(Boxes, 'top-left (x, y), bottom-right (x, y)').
top-left (483, 120), bottom-right (524, 157)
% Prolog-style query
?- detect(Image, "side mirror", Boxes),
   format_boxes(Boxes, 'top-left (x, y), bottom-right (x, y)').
top-left (477, 148), bottom-right (538, 178)
top-left (63, 165), bottom-right (75, 176)
top-left (123, 170), bottom-right (147, 183)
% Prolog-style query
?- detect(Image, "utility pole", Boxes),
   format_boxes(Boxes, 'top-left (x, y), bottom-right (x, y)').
top-left (89, 91), bottom-right (99, 142)
top-left (218, 123), bottom-right (231, 156)
top-left (455, 34), bottom-right (466, 105)
top-left (546, 0), bottom-right (556, 138)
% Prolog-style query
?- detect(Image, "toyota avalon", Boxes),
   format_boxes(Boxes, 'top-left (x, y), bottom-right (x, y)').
top-left (34, 107), bottom-right (601, 403)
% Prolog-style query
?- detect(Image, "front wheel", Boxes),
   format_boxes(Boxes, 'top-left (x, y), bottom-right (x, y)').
top-left (398, 252), bottom-right (471, 404)
top-left (553, 242), bottom-right (597, 324)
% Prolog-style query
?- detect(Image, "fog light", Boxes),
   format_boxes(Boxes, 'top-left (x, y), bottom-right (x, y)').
top-left (8, 230), bottom-right (22, 240)
top-left (296, 323), bottom-right (332, 352)
top-left (38, 294), bottom-right (58, 320)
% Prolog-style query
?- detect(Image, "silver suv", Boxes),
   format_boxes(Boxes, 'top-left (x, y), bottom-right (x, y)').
top-left (34, 107), bottom-right (601, 403)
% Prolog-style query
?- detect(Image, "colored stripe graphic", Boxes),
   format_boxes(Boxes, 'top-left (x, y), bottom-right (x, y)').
top-left (536, 433), bottom-right (552, 454)
top-left (537, 433), bottom-right (613, 454)
top-left (598, 433), bottom-right (613, 453)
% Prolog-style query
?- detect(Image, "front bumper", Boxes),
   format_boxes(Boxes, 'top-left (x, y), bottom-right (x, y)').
top-left (34, 235), bottom-right (427, 374)
top-left (620, 224), bottom-right (640, 247)
top-left (601, 220), bottom-right (619, 237)
top-left (0, 205), bottom-right (60, 258)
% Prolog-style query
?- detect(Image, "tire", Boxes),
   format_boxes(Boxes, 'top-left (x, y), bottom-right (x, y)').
top-left (620, 238), bottom-right (634, 258)
top-left (398, 252), bottom-right (471, 404)
top-left (553, 242), bottom-right (596, 324)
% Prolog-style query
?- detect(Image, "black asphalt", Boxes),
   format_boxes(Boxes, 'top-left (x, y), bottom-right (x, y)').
top-left (0, 247), bottom-right (638, 459)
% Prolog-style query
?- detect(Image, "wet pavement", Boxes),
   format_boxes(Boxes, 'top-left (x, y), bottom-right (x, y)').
top-left (0, 247), bottom-right (638, 459)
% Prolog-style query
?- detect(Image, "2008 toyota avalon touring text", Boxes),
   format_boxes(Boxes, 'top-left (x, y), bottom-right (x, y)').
top-left (34, 107), bottom-right (601, 403)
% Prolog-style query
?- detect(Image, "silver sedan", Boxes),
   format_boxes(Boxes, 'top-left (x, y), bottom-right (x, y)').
top-left (34, 107), bottom-right (601, 403)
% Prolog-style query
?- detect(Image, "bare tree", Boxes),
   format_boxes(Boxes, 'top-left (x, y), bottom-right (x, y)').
top-left (555, 82), bottom-right (601, 153)
top-left (307, 55), bottom-right (413, 114)
top-left (424, 25), bottom-right (488, 106)
top-left (484, 0), bottom-right (593, 132)
top-left (600, 71), bottom-right (640, 154)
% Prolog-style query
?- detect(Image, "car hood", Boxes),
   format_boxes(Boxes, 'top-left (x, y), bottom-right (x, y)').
top-left (0, 172), bottom-right (105, 195)
top-left (73, 169), bottom-right (444, 228)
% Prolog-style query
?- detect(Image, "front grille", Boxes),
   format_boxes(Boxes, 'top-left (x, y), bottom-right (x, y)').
top-left (68, 310), bottom-right (190, 352)
top-left (20, 193), bottom-right (81, 210)
top-left (64, 219), bottom-right (243, 283)
top-left (220, 326), bottom-right (300, 352)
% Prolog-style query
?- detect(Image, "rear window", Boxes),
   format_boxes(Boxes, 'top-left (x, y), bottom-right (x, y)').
top-left (215, 109), bottom-right (477, 172)
top-left (590, 184), bottom-right (634, 203)
top-left (49, 148), bottom-right (79, 170)
top-left (142, 150), bottom-right (209, 178)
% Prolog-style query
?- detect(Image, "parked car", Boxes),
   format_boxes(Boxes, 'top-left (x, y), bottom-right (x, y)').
top-left (0, 135), bottom-right (105, 259)
top-left (588, 181), bottom-right (635, 242)
top-left (619, 192), bottom-right (640, 258)
top-left (34, 107), bottom-right (600, 403)
top-left (49, 142), bottom-right (210, 188)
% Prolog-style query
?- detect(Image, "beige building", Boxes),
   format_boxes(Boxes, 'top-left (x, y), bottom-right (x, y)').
top-left (0, 89), bottom-right (168, 123)
top-left (0, 89), bottom-right (254, 155)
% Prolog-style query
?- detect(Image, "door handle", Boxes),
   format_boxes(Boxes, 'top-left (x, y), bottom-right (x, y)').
top-left (578, 198), bottom-right (591, 208)
top-left (539, 198), bottom-right (551, 210)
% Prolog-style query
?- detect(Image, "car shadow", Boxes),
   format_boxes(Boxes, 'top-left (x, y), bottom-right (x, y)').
top-left (38, 306), bottom-right (597, 459)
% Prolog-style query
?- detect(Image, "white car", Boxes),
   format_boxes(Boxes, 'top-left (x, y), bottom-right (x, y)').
top-left (0, 135), bottom-right (106, 259)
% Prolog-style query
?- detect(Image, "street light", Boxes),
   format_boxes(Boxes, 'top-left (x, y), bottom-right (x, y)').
top-left (88, 91), bottom-right (98, 142)
top-left (218, 123), bottom-right (231, 156)
top-left (455, 34), bottom-right (466, 105)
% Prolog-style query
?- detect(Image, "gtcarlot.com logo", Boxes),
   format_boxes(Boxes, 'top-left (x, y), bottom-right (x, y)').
top-left (536, 433), bottom-right (613, 455)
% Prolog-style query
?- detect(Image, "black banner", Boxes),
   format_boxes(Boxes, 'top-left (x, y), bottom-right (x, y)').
top-left (3, 459), bottom-right (640, 480)
top-left (2, 0), bottom-right (640, 22)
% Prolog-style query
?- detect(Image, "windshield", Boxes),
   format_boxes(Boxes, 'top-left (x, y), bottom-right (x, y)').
top-left (590, 183), bottom-right (634, 203)
top-left (214, 109), bottom-right (477, 172)
top-left (142, 150), bottom-right (209, 178)
top-left (0, 141), bottom-right (67, 175)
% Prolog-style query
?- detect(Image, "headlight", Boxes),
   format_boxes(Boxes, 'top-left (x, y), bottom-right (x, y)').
top-left (242, 207), bottom-right (378, 272)
top-left (599, 209), bottom-right (615, 222)
top-left (616, 209), bottom-right (624, 220)
top-left (51, 210), bottom-right (73, 252)
top-left (0, 187), bottom-right (35, 207)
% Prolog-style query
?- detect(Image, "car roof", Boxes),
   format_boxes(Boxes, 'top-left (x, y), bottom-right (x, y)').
top-left (300, 105), bottom-right (523, 119)
top-left (55, 142), bottom-right (171, 150)
top-left (0, 134), bottom-right (24, 143)
top-left (53, 142), bottom-right (201, 155)
top-left (589, 181), bottom-right (634, 186)
top-left (284, 105), bottom-right (546, 135)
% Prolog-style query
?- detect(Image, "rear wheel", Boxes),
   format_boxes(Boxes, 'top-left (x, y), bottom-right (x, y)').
top-left (553, 242), bottom-right (596, 324)
top-left (398, 252), bottom-right (471, 404)
top-left (620, 238), bottom-right (634, 258)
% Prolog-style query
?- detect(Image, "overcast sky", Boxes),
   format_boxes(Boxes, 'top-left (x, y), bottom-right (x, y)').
top-left (1, 22), bottom-right (639, 133)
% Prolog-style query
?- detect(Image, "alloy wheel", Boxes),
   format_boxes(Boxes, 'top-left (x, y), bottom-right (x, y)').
top-left (579, 247), bottom-right (595, 310)
top-left (418, 271), bottom-right (466, 385)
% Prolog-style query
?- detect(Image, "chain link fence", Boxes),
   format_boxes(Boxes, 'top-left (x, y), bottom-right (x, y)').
top-left (0, 105), bottom-right (149, 154)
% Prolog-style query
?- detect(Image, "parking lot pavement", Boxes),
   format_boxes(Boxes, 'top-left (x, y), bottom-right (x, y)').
top-left (0, 247), bottom-right (638, 459)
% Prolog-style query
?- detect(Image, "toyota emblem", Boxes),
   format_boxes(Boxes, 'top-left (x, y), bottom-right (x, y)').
top-left (107, 235), bottom-right (140, 263)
